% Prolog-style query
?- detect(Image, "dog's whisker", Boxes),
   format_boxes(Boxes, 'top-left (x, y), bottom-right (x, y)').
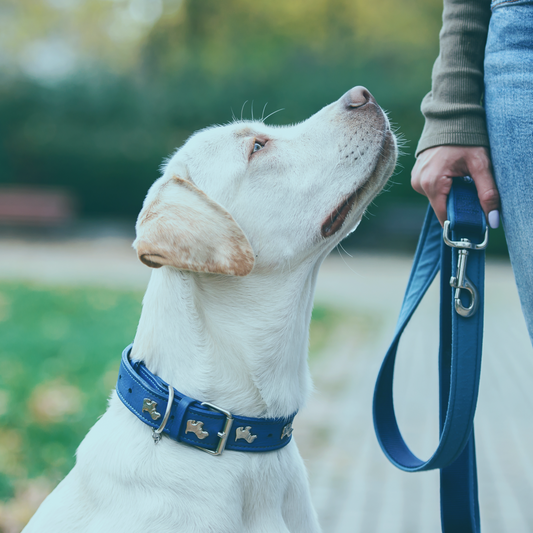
top-left (336, 243), bottom-right (361, 276)
top-left (261, 102), bottom-right (268, 122)
top-left (263, 108), bottom-right (285, 123)
top-left (241, 100), bottom-right (248, 122)
top-left (338, 242), bottom-right (353, 258)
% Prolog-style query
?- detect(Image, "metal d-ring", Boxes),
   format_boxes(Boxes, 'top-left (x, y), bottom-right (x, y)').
top-left (152, 385), bottom-right (174, 444)
top-left (443, 221), bottom-right (489, 251)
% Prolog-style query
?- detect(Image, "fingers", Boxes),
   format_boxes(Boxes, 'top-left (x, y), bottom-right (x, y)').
top-left (411, 147), bottom-right (453, 225)
top-left (423, 174), bottom-right (453, 226)
top-left (411, 146), bottom-right (501, 227)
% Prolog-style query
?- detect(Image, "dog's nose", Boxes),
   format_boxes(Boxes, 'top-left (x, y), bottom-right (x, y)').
top-left (343, 86), bottom-right (374, 109)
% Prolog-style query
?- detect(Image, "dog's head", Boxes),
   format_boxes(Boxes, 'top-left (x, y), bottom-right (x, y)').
top-left (133, 86), bottom-right (397, 275)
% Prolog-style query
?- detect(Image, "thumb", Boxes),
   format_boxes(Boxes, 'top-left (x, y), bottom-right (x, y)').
top-left (469, 165), bottom-right (500, 228)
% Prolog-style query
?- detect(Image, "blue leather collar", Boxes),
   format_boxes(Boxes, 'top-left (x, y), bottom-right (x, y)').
top-left (116, 345), bottom-right (296, 455)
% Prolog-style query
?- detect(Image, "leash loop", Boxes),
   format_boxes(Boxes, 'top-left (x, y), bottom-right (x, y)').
top-left (373, 177), bottom-right (487, 532)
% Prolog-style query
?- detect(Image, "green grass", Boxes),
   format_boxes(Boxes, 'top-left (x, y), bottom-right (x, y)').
top-left (0, 283), bottom-right (143, 499)
top-left (0, 282), bottom-right (352, 503)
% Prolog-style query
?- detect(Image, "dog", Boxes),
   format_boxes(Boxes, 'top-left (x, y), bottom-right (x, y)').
top-left (23, 86), bottom-right (397, 533)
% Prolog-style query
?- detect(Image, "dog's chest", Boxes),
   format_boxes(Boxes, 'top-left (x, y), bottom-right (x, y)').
top-left (65, 402), bottom-right (311, 531)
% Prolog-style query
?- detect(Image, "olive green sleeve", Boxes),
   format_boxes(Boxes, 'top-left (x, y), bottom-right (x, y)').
top-left (416, 0), bottom-right (492, 156)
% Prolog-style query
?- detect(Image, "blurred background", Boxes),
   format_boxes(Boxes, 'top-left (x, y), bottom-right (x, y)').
top-left (2, 1), bottom-right (531, 532)
top-left (0, 0), bottom-right (508, 251)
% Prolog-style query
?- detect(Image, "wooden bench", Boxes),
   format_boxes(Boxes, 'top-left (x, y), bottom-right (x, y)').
top-left (0, 187), bottom-right (75, 226)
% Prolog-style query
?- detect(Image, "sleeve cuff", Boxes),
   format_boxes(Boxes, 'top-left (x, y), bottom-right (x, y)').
top-left (416, 121), bottom-right (490, 158)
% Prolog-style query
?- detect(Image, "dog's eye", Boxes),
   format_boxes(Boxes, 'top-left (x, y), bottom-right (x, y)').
top-left (252, 141), bottom-right (265, 154)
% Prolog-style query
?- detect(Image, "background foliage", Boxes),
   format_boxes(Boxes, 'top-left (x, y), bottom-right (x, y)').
top-left (0, 0), bottom-right (509, 252)
top-left (0, 0), bottom-right (442, 240)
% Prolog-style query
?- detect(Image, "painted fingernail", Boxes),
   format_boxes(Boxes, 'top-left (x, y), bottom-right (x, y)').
top-left (488, 210), bottom-right (500, 229)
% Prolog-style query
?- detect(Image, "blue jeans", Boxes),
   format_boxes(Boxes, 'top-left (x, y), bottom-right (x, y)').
top-left (484, 0), bottom-right (533, 342)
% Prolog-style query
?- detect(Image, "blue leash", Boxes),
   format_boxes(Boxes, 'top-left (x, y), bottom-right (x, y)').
top-left (373, 178), bottom-right (488, 532)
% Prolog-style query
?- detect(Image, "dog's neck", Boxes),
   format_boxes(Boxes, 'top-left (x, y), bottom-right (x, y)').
top-left (132, 260), bottom-right (322, 418)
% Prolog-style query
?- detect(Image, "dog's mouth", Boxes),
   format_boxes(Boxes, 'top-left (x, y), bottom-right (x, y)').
top-left (321, 190), bottom-right (359, 238)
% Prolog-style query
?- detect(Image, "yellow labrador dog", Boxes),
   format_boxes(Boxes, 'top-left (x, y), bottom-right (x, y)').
top-left (24, 87), bottom-right (397, 533)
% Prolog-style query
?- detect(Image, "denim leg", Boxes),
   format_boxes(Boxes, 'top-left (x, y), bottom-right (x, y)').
top-left (484, 2), bottom-right (533, 343)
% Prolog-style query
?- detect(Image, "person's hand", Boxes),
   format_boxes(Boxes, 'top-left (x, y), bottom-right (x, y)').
top-left (411, 146), bottom-right (501, 228)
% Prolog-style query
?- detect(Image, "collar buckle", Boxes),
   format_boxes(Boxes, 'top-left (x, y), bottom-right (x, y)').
top-left (196, 402), bottom-right (234, 456)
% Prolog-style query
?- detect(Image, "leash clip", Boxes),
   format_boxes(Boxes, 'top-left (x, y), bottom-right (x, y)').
top-left (450, 245), bottom-right (479, 317)
top-left (443, 221), bottom-right (488, 318)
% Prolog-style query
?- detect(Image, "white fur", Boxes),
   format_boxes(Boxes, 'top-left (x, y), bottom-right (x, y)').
top-left (24, 88), bottom-right (397, 533)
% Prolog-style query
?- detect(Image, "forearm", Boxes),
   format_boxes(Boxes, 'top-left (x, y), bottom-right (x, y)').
top-left (416, 0), bottom-right (491, 156)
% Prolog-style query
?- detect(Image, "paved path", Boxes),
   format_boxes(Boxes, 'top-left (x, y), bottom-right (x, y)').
top-left (2, 238), bottom-right (533, 532)
top-left (308, 254), bottom-right (533, 533)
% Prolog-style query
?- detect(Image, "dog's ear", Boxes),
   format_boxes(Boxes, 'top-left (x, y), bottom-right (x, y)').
top-left (133, 175), bottom-right (254, 276)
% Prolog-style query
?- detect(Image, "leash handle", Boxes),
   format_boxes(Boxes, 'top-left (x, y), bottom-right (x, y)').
top-left (372, 178), bottom-right (486, 532)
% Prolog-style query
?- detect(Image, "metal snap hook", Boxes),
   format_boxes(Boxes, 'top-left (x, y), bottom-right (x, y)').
top-left (443, 222), bottom-right (487, 319)
top-left (449, 246), bottom-right (479, 318)
top-left (452, 275), bottom-right (479, 318)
